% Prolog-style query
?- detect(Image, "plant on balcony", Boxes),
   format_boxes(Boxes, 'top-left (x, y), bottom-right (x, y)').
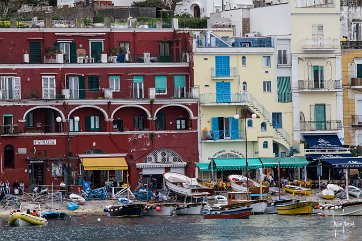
top-left (30, 90), bottom-right (39, 99)
top-left (45, 47), bottom-right (59, 59)
top-left (109, 47), bottom-right (121, 56)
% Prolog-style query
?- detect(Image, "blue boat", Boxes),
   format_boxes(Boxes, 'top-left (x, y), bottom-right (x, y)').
top-left (42, 211), bottom-right (66, 219)
top-left (66, 202), bottom-right (79, 211)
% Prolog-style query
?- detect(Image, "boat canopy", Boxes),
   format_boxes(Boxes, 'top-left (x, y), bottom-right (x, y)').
top-left (259, 157), bottom-right (308, 168)
top-left (210, 158), bottom-right (262, 171)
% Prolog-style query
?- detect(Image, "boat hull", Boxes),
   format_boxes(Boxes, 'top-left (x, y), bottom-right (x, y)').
top-left (250, 202), bottom-right (267, 214)
top-left (321, 202), bottom-right (362, 216)
top-left (8, 213), bottom-right (48, 226)
top-left (108, 204), bottom-right (144, 217)
top-left (203, 207), bottom-right (252, 219)
top-left (283, 185), bottom-right (312, 196)
top-left (176, 203), bottom-right (203, 215)
top-left (143, 205), bottom-right (177, 216)
top-left (66, 201), bottom-right (79, 211)
top-left (276, 202), bottom-right (313, 215)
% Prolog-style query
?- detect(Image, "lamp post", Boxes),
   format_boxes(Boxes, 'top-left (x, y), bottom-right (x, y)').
top-left (56, 115), bottom-right (79, 194)
top-left (234, 108), bottom-right (257, 200)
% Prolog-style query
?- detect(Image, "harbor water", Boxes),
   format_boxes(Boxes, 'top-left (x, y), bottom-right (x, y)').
top-left (0, 214), bottom-right (360, 241)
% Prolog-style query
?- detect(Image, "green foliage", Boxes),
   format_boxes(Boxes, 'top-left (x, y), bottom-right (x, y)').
top-left (131, 0), bottom-right (166, 8)
top-left (94, 15), bottom-right (104, 23)
top-left (178, 17), bottom-right (207, 28)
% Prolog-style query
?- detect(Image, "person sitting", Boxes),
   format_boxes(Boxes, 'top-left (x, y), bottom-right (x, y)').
top-left (116, 52), bottom-right (125, 63)
top-left (32, 210), bottom-right (37, 216)
top-left (26, 209), bottom-right (31, 215)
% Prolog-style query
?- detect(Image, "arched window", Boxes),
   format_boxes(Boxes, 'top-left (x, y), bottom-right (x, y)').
top-left (261, 122), bottom-right (267, 132)
top-left (247, 119), bottom-right (253, 127)
top-left (242, 82), bottom-right (247, 92)
top-left (4, 145), bottom-right (14, 169)
top-left (263, 141), bottom-right (269, 149)
top-left (242, 56), bottom-right (246, 66)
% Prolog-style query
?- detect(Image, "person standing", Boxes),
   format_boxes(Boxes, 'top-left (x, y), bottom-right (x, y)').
top-left (269, 174), bottom-right (274, 187)
top-left (19, 181), bottom-right (25, 195)
top-left (4, 180), bottom-right (10, 194)
top-left (0, 180), bottom-right (4, 193)
top-left (13, 180), bottom-right (20, 195)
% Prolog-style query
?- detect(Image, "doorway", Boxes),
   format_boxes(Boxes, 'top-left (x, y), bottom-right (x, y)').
top-left (29, 163), bottom-right (44, 190)
top-left (193, 5), bottom-right (200, 18)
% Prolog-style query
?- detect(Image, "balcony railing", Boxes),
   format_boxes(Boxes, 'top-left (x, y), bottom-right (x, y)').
top-left (341, 41), bottom-right (362, 50)
top-left (201, 130), bottom-right (245, 141)
top-left (352, 115), bottom-right (362, 126)
top-left (277, 54), bottom-right (292, 67)
top-left (0, 125), bottom-right (19, 135)
top-left (298, 80), bottom-right (342, 90)
top-left (350, 78), bottom-right (362, 88)
top-left (200, 93), bottom-right (248, 105)
top-left (211, 67), bottom-right (238, 78)
top-left (303, 38), bottom-right (339, 51)
top-left (300, 120), bottom-right (342, 131)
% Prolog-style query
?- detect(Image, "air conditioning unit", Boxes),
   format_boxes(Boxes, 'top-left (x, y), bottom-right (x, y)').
top-left (149, 88), bottom-right (156, 99)
top-left (144, 52), bottom-right (151, 63)
top-left (103, 88), bottom-right (113, 99)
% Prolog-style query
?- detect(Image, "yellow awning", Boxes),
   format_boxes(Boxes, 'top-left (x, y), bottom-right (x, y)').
top-left (81, 157), bottom-right (128, 171)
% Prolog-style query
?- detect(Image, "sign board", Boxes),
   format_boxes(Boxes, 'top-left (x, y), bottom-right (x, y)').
top-left (33, 139), bottom-right (57, 145)
top-left (317, 165), bottom-right (323, 177)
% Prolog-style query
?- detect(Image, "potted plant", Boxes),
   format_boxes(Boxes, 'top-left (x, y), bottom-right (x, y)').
top-left (45, 47), bottom-right (59, 59)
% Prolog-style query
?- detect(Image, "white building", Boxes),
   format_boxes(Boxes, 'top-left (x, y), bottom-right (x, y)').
top-left (57, 0), bottom-right (75, 8)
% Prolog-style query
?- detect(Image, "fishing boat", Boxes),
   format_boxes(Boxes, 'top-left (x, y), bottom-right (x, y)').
top-left (41, 211), bottom-right (66, 219)
top-left (143, 203), bottom-right (177, 216)
top-left (203, 206), bottom-right (253, 219)
top-left (348, 186), bottom-right (361, 198)
top-left (108, 204), bottom-right (144, 217)
top-left (265, 199), bottom-right (293, 214)
top-left (276, 201), bottom-right (315, 215)
top-left (282, 185), bottom-right (312, 196)
top-left (8, 212), bottom-right (48, 226)
top-left (227, 192), bottom-right (267, 214)
top-left (176, 203), bottom-right (204, 215)
top-left (320, 201), bottom-right (362, 216)
top-left (321, 188), bottom-right (335, 199)
top-left (69, 194), bottom-right (86, 205)
top-left (163, 172), bottom-right (211, 197)
top-left (228, 175), bottom-right (269, 193)
top-left (66, 201), bottom-right (79, 211)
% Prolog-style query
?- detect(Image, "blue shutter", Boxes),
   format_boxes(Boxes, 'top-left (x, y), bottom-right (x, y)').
top-left (215, 56), bottom-right (230, 77)
top-left (230, 117), bottom-right (239, 139)
top-left (223, 82), bottom-right (231, 102)
top-left (211, 117), bottom-right (219, 140)
top-left (216, 82), bottom-right (224, 103)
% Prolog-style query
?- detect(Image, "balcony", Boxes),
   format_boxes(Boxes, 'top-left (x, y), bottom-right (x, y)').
top-left (352, 115), bottom-right (362, 127)
top-left (201, 130), bottom-right (245, 142)
top-left (277, 54), bottom-right (292, 67)
top-left (0, 125), bottom-right (19, 135)
top-left (302, 38), bottom-right (339, 52)
top-left (300, 120), bottom-right (342, 132)
top-left (350, 78), bottom-right (362, 88)
top-left (211, 67), bottom-right (238, 79)
top-left (297, 80), bottom-right (342, 91)
top-left (341, 41), bottom-right (362, 50)
top-left (200, 93), bottom-right (248, 105)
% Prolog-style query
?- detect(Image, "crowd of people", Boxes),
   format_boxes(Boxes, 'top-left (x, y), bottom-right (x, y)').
top-left (0, 180), bottom-right (25, 196)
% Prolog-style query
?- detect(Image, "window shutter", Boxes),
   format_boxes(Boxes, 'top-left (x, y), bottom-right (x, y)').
top-left (49, 77), bottom-right (56, 98)
top-left (155, 76), bottom-right (167, 93)
top-left (85, 116), bottom-right (91, 130)
top-left (13, 77), bottom-right (21, 99)
top-left (223, 82), bottom-right (231, 102)
top-left (230, 117), bottom-right (239, 139)
top-left (211, 117), bottom-right (219, 140)
top-left (133, 76), bottom-right (143, 83)
top-left (54, 42), bottom-right (60, 52)
top-left (216, 82), bottom-right (224, 103)
top-left (174, 75), bottom-right (185, 88)
top-left (70, 42), bottom-right (77, 63)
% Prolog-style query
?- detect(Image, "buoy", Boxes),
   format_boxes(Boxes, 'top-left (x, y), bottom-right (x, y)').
top-left (155, 206), bottom-right (161, 212)
top-left (97, 218), bottom-right (101, 222)
top-left (82, 214), bottom-right (87, 220)
top-left (316, 204), bottom-right (320, 209)
top-left (320, 212), bottom-right (325, 217)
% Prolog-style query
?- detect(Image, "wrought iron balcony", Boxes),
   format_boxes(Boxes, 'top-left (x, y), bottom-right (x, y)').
top-left (350, 78), bottom-right (362, 88)
top-left (201, 130), bottom-right (245, 141)
top-left (200, 93), bottom-right (248, 105)
top-left (300, 120), bottom-right (342, 131)
top-left (352, 115), bottom-right (362, 127)
top-left (298, 80), bottom-right (342, 91)
top-left (303, 38), bottom-right (339, 51)
top-left (211, 67), bottom-right (238, 79)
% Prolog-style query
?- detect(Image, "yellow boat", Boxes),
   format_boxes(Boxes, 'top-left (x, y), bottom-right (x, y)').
top-left (283, 185), bottom-right (312, 196)
top-left (8, 212), bottom-right (48, 226)
top-left (276, 201), bottom-right (314, 215)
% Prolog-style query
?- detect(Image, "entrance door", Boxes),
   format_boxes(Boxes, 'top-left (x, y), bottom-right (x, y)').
top-left (29, 41), bottom-right (41, 64)
top-left (68, 76), bottom-right (85, 99)
top-left (30, 163), bottom-right (44, 189)
top-left (272, 113), bottom-right (282, 129)
top-left (90, 41), bottom-right (103, 63)
top-left (193, 5), bottom-right (201, 18)
top-left (314, 104), bottom-right (326, 130)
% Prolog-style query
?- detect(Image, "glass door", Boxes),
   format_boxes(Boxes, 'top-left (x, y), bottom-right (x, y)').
top-left (314, 104), bottom-right (326, 130)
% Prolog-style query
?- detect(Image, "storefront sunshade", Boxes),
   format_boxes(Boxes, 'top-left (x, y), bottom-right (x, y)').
top-left (196, 162), bottom-right (210, 172)
top-left (306, 153), bottom-right (353, 161)
top-left (259, 157), bottom-right (308, 168)
top-left (81, 157), bottom-right (128, 170)
top-left (318, 157), bottom-right (362, 168)
top-left (211, 158), bottom-right (262, 171)
top-left (303, 135), bottom-right (342, 149)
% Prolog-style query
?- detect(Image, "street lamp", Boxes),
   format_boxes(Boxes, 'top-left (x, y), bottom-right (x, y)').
top-left (234, 108), bottom-right (257, 200)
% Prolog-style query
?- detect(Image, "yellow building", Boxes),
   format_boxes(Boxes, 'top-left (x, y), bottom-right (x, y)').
top-left (193, 32), bottom-right (293, 176)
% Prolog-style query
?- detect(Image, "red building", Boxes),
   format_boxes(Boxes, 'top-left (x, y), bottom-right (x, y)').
top-left (0, 28), bottom-right (199, 192)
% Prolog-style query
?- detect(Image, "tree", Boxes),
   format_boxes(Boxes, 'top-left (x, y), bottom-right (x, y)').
top-left (131, 0), bottom-right (166, 8)
top-left (0, 0), bottom-right (11, 18)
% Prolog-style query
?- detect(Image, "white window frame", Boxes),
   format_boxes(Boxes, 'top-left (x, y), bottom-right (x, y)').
top-left (263, 81), bottom-right (272, 93)
top-left (42, 75), bottom-right (56, 99)
top-left (133, 82), bottom-right (144, 99)
top-left (176, 119), bottom-right (187, 130)
top-left (68, 76), bottom-right (79, 99)
top-left (0, 76), bottom-right (21, 100)
top-left (109, 76), bottom-right (120, 92)
top-left (58, 42), bottom-right (71, 63)
top-left (69, 118), bottom-right (80, 132)
top-left (262, 56), bottom-right (271, 68)
top-left (277, 50), bottom-right (287, 65)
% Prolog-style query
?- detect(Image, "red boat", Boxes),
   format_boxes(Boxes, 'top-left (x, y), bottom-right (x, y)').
top-left (203, 207), bottom-right (253, 219)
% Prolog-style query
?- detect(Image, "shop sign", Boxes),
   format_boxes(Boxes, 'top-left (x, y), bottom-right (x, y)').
top-left (33, 139), bottom-right (57, 145)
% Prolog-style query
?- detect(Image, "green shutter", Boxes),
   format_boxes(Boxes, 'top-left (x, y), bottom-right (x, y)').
top-left (174, 75), bottom-right (185, 88)
top-left (54, 42), bottom-right (60, 52)
top-left (277, 76), bottom-right (291, 103)
top-left (29, 41), bottom-right (41, 64)
top-left (88, 76), bottom-right (99, 91)
top-left (357, 64), bottom-right (362, 78)
top-left (85, 116), bottom-right (91, 130)
top-left (70, 42), bottom-right (77, 63)
top-left (79, 76), bottom-right (85, 99)
top-left (133, 76), bottom-right (144, 83)
top-left (155, 76), bottom-right (167, 92)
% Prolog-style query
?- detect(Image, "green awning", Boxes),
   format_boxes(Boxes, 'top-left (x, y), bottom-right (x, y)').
top-left (211, 158), bottom-right (262, 171)
top-left (260, 157), bottom-right (308, 168)
top-left (196, 162), bottom-right (210, 172)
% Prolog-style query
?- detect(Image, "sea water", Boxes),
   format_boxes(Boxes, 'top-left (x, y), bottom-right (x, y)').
top-left (0, 215), bottom-right (360, 241)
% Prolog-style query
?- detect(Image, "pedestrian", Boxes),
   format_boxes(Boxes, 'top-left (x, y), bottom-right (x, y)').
top-left (0, 180), bottom-right (4, 193)
top-left (4, 180), bottom-right (10, 194)
top-left (13, 180), bottom-right (20, 195)
top-left (19, 181), bottom-right (25, 195)
top-left (269, 174), bottom-right (274, 187)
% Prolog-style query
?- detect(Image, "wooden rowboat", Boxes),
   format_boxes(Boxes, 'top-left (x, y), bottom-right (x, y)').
top-left (203, 206), bottom-right (252, 219)
top-left (283, 185), bottom-right (312, 196)
top-left (276, 201), bottom-right (314, 215)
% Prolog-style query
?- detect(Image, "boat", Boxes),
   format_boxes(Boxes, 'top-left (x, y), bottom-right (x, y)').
top-left (282, 185), bottom-right (312, 196)
top-left (163, 172), bottom-right (211, 197)
top-left (69, 194), bottom-right (86, 205)
top-left (327, 184), bottom-right (344, 193)
top-left (228, 175), bottom-right (269, 193)
top-left (320, 201), bottom-right (362, 216)
top-left (348, 186), bottom-right (361, 198)
top-left (41, 211), bottom-right (66, 219)
top-left (8, 212), bottom-right (48, 226)
top-left (227, 192), bottom-right (267, 214)
top-left (265, 199), bottom-right (293, 214)
top-left (276, 201), bottom-right (315, 215)
top-left (66, 201), bottom-right (79, 211)
top-left (321, 188), bottom-right (335, 199)
top-left (203, 206), bottom-right (253, 219)
top-left (176, 203), bottom-right (204, 215)
top-left (143, 203), bottom-right (177, 216)
top-left (108, 204), bottom-right (144, 217)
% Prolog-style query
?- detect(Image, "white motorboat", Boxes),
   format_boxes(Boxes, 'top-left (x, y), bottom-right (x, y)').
top-left (348, 186), bottom-right (361, 198)
top-left (163, 172), bottom-right (211, 197)
top-left (228, 175), bottom-right (267, 193)
top-left (326, 184), bottom-right (344, 193)
top-left (320, 201), bottom-right (362, 216)
top-left (69, 193), bottom-right (86, 204)
top-left (143, 203), bottom-right (177, 216)
top-left (321, 188), bottom-right (335, 199)
top-left (176, 203), bottom-right (204, 215)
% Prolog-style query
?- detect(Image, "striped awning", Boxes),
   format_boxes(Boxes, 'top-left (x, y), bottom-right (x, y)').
top-left (277, 76), bottom-right (291, 103)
